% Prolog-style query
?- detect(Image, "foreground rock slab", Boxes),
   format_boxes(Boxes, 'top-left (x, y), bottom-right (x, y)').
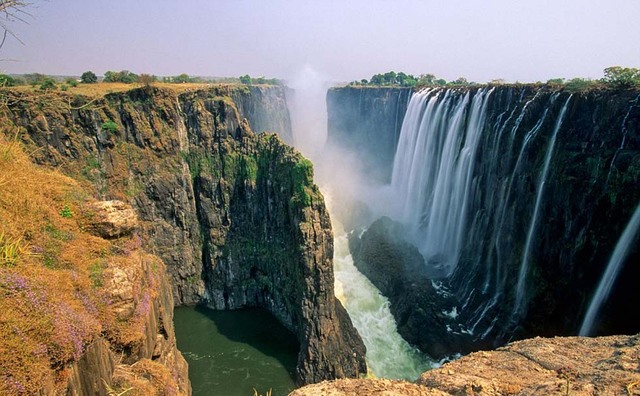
top-left (291, 334), bottom-right (640, 395)
top-left (289, 378), bottom-right (449, 396)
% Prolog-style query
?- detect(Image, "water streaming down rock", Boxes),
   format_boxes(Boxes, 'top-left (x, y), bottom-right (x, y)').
top-left (380, 85), bottom-right (640, 347)
top-left (513, 96), bottom-right (571, 318)
top-left (579, 202), bottom-right (640, 336)
top-left (288, 72), bottom-right (430, 379)
top-left (391, 88), bottom-right (494, 277)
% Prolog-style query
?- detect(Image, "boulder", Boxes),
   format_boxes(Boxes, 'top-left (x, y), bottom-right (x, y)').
top-left (85, 200), bottom-right (138, 239)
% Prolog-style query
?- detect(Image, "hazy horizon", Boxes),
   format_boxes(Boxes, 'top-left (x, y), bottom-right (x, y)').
top-left (1, 0), bottom-right (639, 84)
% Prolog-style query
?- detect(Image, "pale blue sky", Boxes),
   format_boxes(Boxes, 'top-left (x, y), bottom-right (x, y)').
top-left (1, 0), bottom-right (639, 83)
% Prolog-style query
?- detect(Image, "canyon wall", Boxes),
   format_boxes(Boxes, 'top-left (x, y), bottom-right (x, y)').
top-left (330, 85), bottom-right (640, 355)
top-left (327, 87), bottom-right (411, 182)
top-left (4, 84), bottom-right (365, 385)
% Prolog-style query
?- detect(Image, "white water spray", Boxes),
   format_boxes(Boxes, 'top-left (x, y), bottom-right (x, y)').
top-left (390, 88), bottom-right (493, 276)
top-left (287, 67), bottom-right (433, 379)
top-left (330, 212), bottom-right (434, 379)
top-left (579, 203), bottom-right (640, 336)
top-left (287, 66), bottom-right (329, 159)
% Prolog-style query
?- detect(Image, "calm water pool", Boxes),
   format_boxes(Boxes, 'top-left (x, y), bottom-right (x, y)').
top-left (174, 306), bottom-right (298, 396)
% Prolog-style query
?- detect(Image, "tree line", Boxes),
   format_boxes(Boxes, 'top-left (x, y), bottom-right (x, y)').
top-left (349, 67), bottom-right (640, 90)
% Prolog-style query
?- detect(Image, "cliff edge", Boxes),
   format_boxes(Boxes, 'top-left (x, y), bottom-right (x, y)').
top-left (291, 333), bottom-right (640, 395)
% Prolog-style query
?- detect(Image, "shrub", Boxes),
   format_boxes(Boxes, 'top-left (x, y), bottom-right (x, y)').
top-left (59, 205), bottom-right (73, 218)
top-left (80, 71), bottom-right (97, 84)
top-left (138, 73), bottom-right (155, 87)
top-left (101, 120), bottom-right (119, 134)
top-left (39, 78), bottom-right (56, 91)
top-left (104, 70), bottom-right (138, 84)
top-left (565, 78), bottom-right (597, 92)
top-left (0, 232), bottom-right (28, 267)
top-left (0, 74), bottom-right (17, 87)
top-left (65, 78), bottom-right (78, 87)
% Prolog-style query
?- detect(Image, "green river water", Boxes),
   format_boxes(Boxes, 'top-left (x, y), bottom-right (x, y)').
top-left (174, 306), bottom-right (298, 396)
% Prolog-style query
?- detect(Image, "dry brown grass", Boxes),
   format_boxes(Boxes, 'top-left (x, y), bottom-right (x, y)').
top-left (7, 81), bottom-right (237, 99)
top-left (0, 131), bottom-right (161, 394)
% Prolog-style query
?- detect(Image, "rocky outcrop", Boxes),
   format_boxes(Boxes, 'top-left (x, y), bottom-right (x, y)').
top-left (289, 379), bottom-right (449, 396)
top-left (65, 207), bottom-right (190, 396)
top-left (327, 86), bottom-right (411, 182)
top-left (417, 334), bottom-right (640, 395)
top-left (3, 85), bottom-right (365, 385)
top-left (349, 217), bottom-right (472, 358)
top-left (291, 333), bottom-right (640, 395)
top-left (84, 200), bottom-right (138, 239)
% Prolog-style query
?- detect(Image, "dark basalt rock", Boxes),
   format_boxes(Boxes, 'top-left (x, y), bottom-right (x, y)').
top-left (327, 87), bottom-right (412, 183)
top-left (4, 85), bottom-right (366, 385)
top-left (330, 85), bottom-right (640, 350)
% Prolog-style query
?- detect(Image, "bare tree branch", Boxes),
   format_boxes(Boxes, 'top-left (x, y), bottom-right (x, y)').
top-left (0, 0), bottom-right (32, 49)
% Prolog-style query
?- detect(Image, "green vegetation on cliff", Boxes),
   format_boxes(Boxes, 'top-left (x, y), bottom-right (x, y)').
top-left (348, 66), bottom-right (640, 91)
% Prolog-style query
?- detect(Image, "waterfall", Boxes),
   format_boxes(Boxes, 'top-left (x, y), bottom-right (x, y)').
top-left (579, 203), bottom-right (640, 336)
top-left (387, 87), bottom-right (581, 340)
top-left (390, 88), bottom-right (493, 276)
top-left (512, 96), bottom-right (571, 318)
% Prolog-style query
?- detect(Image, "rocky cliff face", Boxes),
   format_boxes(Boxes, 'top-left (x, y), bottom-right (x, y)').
top-left (230, 85), bottom-right (294, 143)
top-left (328, 85), bottom-right (640, 354)
top-left (349, 217), bottom-right (473, 358)
top-left (4, 84), bottom-right (365, 385)
top-left (327, 87), bottom-right (411, 182)
top-left (0, 134), bottom-right (189, 395)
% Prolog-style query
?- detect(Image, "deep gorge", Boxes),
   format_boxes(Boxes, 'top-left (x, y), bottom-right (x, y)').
top-left (3, 81), bottom-right (639, 394)
top-left (3, 85), bottom-right (365, 392)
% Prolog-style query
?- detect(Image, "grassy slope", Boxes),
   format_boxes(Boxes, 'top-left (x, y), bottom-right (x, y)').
top-left (0, 130), bottom-right (172, 394)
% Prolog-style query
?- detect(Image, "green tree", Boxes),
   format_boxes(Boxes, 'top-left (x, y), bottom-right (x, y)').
top-left (80, 71), bottom-right (97, 84)
top-left (565, 77), bottom-right (595, 91)
top-left (118, 70), bottom-right (138, 83)
top-left (103, 71), bottom-right (117, 83)
top-left (0, 73), bottom-right (16, 86)
top-left (546, 78), bottom-right (565, 85)
top-left (451, 77), bottom-right (469, 85)
top-left (383, 71), bottom-right (397, 85)
top-left (173, 73), bottom-right (190, 83)
top-left (370, 73), bottom-right (384, 85)
top-left (103, 70), bottom-right (138, 83)
top-left (39, 78), bottom-right (56, 91)
top-left (602, 66), bottom-right (640, 88)
top-left (24, 73), bottom-right (48, 86)
top-left (239, 74), bottom-right (251, 84)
